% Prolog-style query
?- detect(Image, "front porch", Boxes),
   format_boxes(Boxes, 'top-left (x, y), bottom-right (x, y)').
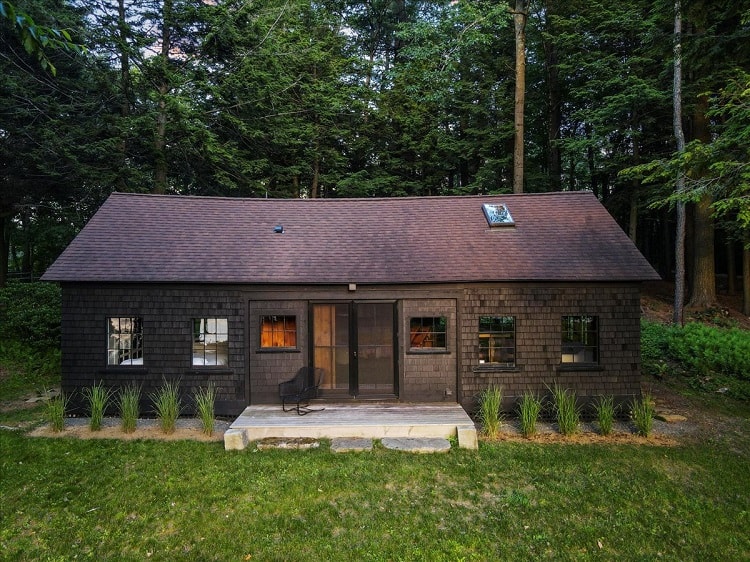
top-left (224, 403), bottom-right (478, 450)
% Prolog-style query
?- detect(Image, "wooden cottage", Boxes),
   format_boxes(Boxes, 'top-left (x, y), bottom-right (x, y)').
top-left (42, 191), bottom-right (660, 415)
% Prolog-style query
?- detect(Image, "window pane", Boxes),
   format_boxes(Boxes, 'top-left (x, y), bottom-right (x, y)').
top-left (561, 316), bottom-right (598, 364)
top-left (478, 316), bottom-right (515, 366)
top-left (193, 318), bottom-right (229, 365)
top-left (409, 317), bottom-right (447, 349)
top-left (260, 315), bottom-right (297, 348)
top-left (108, 317), bottom-right (143, 365)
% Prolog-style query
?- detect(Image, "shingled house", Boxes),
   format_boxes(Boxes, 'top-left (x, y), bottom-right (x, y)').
top-left (42, 191), bottom-right (660, 416)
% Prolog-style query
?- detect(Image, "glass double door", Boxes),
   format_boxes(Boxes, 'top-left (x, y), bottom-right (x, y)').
top-left (312, 302), bottom-right (396, 398)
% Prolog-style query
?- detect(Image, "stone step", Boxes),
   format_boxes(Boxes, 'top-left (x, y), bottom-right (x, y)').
top-left (381, 437), bottom-right (451, 453)
top-left (331, 437), bottom-right (373, 453)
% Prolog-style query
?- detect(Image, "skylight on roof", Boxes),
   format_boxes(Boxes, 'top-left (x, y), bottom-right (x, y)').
top-left (482, 203), bottom-right (514, 227)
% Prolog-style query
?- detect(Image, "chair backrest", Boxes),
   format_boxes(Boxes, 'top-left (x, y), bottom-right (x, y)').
top-left (312, 367), bottom-right (326, 389)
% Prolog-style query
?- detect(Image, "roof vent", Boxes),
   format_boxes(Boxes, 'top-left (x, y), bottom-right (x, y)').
top-left (482, 203), bottom-right (514, 227)
top-left (273, 225), bottom-right (284, 234)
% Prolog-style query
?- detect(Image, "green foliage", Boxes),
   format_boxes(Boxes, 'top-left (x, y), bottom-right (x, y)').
top-left (0, 340), bottom-right (60, 400)
top-left (478, 385), bottom-right (503, 438)
top-left (518, 392), bottom-right (543, 437)
top-left (593, 395), bottom-right (617, 436)
top-left (117, 383), bottom-right (141, 434)
top-left (193, 384), bottom-right (216, 437)
top-left (150, 379), bottom-right (182, 434)
top-left (631, 394), bottom-right (655, 437)
top-left (44, 391), bottom-right (69, 432)
top-left (642, 319), bottom-right (750, 400)
top-left (82, 382), bottom-right (114, 432)
top-left (549, 383), bottom-right (580, 436)
top-left (0, 282), bottom-right (61, 349)
top-left (0, 0), bottom-right (86, 75)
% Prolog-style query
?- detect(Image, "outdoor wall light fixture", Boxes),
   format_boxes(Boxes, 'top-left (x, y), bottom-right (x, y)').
top-left (273, 225), bottom-right (284, 233)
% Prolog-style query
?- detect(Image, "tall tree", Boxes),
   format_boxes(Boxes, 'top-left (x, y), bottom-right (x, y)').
top-left (673, 0), bottom-right (686, 325)
top-left (512, 0), bottom-right (528, 193)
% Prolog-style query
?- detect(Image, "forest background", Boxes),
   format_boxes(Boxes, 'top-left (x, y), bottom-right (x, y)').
top-left (1, 0), bottom-right (748, 315)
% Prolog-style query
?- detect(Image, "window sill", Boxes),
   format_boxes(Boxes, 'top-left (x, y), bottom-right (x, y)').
top-left (472, 364), bottom-right (521, 373)
top-left (407, 349), bottom-right (450, 355)
top-left (101, 366), bottom-right (148, 375)
top-left (556, 364), bottom-right (603, 372)
top-left (256, 348), bottom-right (301, 354)
top-left (187, 368), bottom-right (233, 375)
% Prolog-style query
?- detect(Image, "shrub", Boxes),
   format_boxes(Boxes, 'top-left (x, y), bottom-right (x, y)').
top-left (193, 384), bottom-right (217, 436)
top-left (118, 383), bottom-right (141, 434)
top-left (83, 382), bottom-right (114, 431)
top-left (150, 379), bottom-right (182, 434)
top-left (478, 385), bottom-right (503, 438)
top-left (45, 391), bottom-right (70, 432)
top-left (0, 282), bottom-right (61, 349)
top-left (631, 394), bottom-right (655, 437)
top-left (550, 383), bottom-right (580, 436)
top-left (0, 341), bottom-right (61, 400)
top-left (593, 395), bottom-right (616, 436)
top-left (666, 323), bottom-right (750, 381)
top-left (518, 392), bottom-right (543, 437)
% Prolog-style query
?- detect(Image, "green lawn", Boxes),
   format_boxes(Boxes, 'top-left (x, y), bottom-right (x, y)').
top-left (1, 428), bottom-right (748, 561)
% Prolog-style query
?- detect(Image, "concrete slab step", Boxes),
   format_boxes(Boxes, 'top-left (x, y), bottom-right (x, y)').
top-left (331, 437), bottom-right (373, 453)
top-left (381, 437), bottom-right (451, 453)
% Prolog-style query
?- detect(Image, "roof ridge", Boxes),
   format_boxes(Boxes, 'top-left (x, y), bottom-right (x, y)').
top-left (109, 190), bottom-right (596, 203)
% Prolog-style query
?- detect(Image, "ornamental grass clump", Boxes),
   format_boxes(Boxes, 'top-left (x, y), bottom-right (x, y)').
top-left (631, 394), bottom-right (656, 437)
top-left (478, 385), bottom-right (503, 438)
top-left (550, 383), bottom-right (580, 436)
top-left (518, 392), bottom-right (543, 437)
top-left (193, 384), bottom-right (217, 436)
top-left (45, 391), bottom-right (70, 433)
top-left (150, 379), bottom-right (182, 434)
top-left (593, 395), bottom-right (617, 436)
top-left (83, 382), bottom-right (114, 431)
top-left (118, 383), bottom-right (141, 433)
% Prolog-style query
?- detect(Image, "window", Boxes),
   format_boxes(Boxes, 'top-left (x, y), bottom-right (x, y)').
top-left (107, 317), bottom-right (143, 365)
top-left (478, 316), bottom-right (515, 366)
top-left (193, 318), bottom-right (228, 366)
top-left (482, 203), bottom-right (514, 227)
top-left (561, 316), bottom-right (598, 364)
top-left (409, 317), bottom-right (447, 349)
top-left (260, 315), bottom-right (297, 348)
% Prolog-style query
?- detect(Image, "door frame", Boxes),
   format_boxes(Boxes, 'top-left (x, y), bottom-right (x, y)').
top-left (310, 300), bottom-right (398, 399)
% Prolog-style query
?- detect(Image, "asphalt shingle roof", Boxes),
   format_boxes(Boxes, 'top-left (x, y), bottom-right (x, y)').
top-left (42, 191), bottom-right (660, 284)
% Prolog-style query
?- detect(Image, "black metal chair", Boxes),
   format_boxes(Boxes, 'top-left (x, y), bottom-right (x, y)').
top-left (278, 367), bottom-right (326, 415)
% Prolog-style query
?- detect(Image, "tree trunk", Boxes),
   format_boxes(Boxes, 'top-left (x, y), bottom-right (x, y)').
top-left (154, 92), bottom-right (168, 194)
top-left (687, 94), bottom-right (716, 309)
top-left (543, 0), bottom-right (561, 191)
top-left (726, 239), bottom-right (736, 295)
top-left (629, 192), bottom-right (638, 244)
top-left (512, 0), bottom-right (528, 194)
top-left (688, 198), bottom-right (716, 307)
top-left (311, 153), bottom-right (320, 199)
top-left (586, 123), bottom-right (597, 196)
top-left (116, 0), bottom-right (130, 191)
top-left (153, 0), bottom-right (173, 195)
top-left (673, 0), bottom-right (686, 325)
top-left (629, 137), bottom-right (641, 243)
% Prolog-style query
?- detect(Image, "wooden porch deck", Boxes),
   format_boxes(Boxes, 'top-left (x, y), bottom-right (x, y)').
top-left (224, 403), bottom-right (478, 450)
